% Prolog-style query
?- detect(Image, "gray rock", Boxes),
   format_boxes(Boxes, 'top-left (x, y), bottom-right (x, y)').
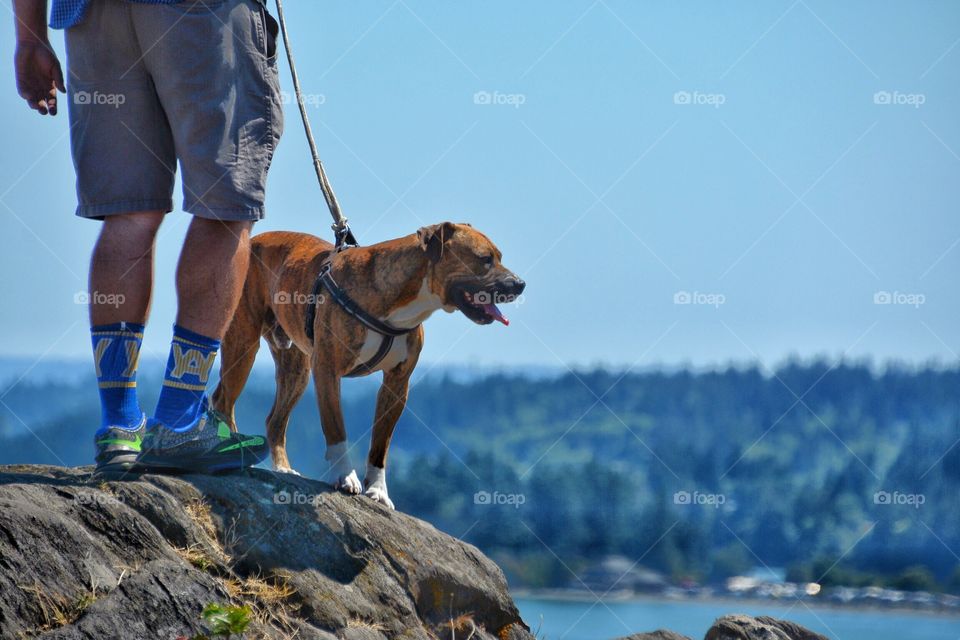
top-left (0, 464), bottom-right (533, 640)
top-left (616, 631), bottom-right (693, 640)
top-left (705, 614), bottom-right (829, 640)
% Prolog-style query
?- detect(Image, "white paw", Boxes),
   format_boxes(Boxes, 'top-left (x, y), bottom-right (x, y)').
top-left (325, 442), bottom-right (360, 494)
top-left (274, 465), bottom-right (301, 476)
top-left (364, 485), bottom-right (394, 509)
top-left (335, 470), bottom-right (362, 494)
top-left (364, 463), bottom-right (394, 509)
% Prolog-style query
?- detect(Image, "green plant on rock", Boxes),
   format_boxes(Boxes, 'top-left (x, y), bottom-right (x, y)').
top-left (183, 603), bottom-right (252, 639)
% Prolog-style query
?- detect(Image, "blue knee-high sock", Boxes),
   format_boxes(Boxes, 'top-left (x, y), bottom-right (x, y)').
top-left (91, 322), bottom-right (145, 434)
top-left (153, 325), bottom-right (220, 432)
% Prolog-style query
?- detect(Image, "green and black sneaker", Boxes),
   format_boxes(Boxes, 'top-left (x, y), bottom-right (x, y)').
top-left (94, 415), bottom-right (147, 477)
top-left (134, 398), bottom-right (268, 474)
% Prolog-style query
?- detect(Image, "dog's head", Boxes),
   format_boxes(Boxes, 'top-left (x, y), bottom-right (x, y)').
top-left (417, 222), bottom-right (525, 325)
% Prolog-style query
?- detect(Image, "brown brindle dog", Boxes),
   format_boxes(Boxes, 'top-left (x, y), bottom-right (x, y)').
top-left (211, 222), bottom-right (525, 509)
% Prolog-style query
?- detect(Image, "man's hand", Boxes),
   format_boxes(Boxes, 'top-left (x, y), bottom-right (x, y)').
top-left (15, 40), bottom-right (64, 116)
top-left (13, 0), bottom-right (64, 116)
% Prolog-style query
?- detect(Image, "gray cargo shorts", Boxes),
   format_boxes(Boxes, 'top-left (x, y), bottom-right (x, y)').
top-left (65, 0), bottom-right (284, 221)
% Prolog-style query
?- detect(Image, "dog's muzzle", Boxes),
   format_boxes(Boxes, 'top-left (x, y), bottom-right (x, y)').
top-left (451, 275), bottom-right (526, 326)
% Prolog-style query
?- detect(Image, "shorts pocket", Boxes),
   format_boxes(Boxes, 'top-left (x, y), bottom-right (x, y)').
top-left (260, 6), bottom-right (280, 64)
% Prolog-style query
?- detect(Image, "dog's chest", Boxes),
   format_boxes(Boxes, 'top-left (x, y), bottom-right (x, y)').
top-left (349, 331), bottom-right (410, 373)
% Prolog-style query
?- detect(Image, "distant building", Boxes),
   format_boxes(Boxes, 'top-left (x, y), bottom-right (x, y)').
top-left (578, 556), bottom-right (667, 593)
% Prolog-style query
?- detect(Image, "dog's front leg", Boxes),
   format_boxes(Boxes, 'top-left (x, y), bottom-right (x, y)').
top-left (364, 365), bottom-right (414, 510)
top-left (313, 365), bottom-right (362, 494)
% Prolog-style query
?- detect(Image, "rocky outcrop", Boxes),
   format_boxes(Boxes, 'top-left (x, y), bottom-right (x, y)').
top-left (615, 614), bottom-right (829, 640)
top-left (616, 630), bottom-right (693, 640)
top-left (0, 465), bottom-right (841, 640)
top-left (0, 465), bottom-right (532, 640)
top-left (704, 615), bottom-right (829, 640)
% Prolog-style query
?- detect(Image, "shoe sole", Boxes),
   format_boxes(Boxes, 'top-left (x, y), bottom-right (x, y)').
top-left (134, 445), bottom-right (268, 475)
top-left (93, 452), bottom-right (142, 479)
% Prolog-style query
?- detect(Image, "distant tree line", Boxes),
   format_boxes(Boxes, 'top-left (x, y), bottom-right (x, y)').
top-left (2, 360), bottom-right (958, 590)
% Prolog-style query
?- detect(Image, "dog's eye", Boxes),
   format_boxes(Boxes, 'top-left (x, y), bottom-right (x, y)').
top-left (483, 255), bottom-right (494, 268)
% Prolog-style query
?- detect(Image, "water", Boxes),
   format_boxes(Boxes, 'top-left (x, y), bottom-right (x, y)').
top-left (515, 596), bottom-right (959, 640)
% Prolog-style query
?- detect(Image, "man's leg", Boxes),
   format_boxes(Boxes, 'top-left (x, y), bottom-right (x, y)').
top-left (141, 217), bottom-right (267, 473)
top-left (176, 218), bottom-right (252, 339)
top-left (152, 218), bottom-right (251, 432)
top-left (88, 211), bottom-right (163, 473)
top-left (89, 210), bottom-right (164, 425)
top-left (90, 211), bottom-right (163, 326)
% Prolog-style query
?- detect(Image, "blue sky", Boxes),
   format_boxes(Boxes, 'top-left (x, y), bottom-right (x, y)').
top-left (0, 0), bottom-right (958, 371)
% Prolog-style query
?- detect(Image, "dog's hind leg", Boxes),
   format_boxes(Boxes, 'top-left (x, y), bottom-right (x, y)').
top-left (266, 343), bottom-right (310, 474)
top-left (211, 305), bottom-right (262, 431)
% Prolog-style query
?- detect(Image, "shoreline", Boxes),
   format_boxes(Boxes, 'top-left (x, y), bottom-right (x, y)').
top-left (511, 589), bottom-right (960, 619)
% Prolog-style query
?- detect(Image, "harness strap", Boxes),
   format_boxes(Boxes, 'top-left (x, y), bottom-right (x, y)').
top-left (304, 262), bottom-right (418, 376)
top-left (344, 335), bottom-right (395, 378)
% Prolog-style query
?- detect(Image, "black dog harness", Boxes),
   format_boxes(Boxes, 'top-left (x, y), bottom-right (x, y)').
top-left (304, 262), bottom-right (419, 377)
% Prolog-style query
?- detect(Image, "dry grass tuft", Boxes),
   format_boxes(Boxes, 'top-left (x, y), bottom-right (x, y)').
top-left (182, 498), bottom-right (233, 565)
top-left (184, 498), bottom-right (218, 541)
top-left (222, 571), bottom-right (301, 637)
top-left (440, 613), bottom-right (478, 640)
top-left (174, 543), bottom-right (218, 571)
top-left (347, 616), bottom-right (389, 632)
top-left (18, 583), bottom-right (98, 632)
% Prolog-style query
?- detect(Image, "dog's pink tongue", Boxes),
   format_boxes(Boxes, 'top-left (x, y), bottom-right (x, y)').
top-left (484, 303), bottom-right (509, 325)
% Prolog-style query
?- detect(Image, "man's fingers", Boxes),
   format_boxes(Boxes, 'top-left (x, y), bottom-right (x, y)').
top-left (24, 89), bottom-right (53, 116)
top-left (46, 84), bottom-right (58, 115)
top-left (53, 61), bottom-right (65, 93)
top-left (20, 81), bottom-right (60, 116)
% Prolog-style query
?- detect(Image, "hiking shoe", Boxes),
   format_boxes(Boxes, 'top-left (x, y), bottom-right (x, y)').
top-left (135, 399), bottom-right (267, 474)
top-left (93, 414), bottom-right (147, 476)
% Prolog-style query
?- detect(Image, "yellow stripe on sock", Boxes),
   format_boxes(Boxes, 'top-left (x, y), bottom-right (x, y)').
top-left (173, 336), bottom-right (216, 350)
top-left (91, 331), bottom-right (144, 339)
top-left (162, 380), bottom-right (208, 392)
top-left (98, 381), bottom-right (137, 389)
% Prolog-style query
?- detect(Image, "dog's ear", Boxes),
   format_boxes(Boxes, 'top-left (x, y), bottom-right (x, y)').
top-left (417, 222), bottom-right (457, 263)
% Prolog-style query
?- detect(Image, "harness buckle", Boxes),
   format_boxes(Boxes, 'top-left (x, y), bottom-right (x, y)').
top-left (332, 221), bottom-right (358, 251)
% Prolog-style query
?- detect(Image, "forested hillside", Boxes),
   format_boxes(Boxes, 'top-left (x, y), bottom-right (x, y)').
top-left (2, 360), bottom-right (957, 590)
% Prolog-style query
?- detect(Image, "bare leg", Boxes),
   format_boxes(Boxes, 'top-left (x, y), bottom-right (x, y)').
top-left (89, 211), bottom-right (164, 325)
top-left (175, 217), bottom-right (253, 340)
